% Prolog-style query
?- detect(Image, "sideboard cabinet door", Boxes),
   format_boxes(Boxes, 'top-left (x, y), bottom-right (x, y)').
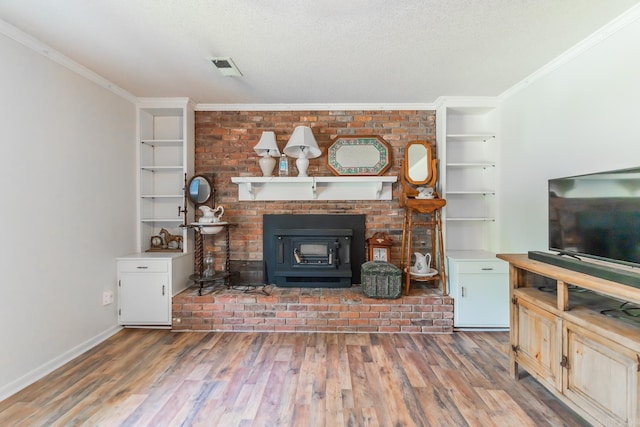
top-left (564, 321), bottom-right (639, 426)
top-left (512, 296), bottom-right (563, 392)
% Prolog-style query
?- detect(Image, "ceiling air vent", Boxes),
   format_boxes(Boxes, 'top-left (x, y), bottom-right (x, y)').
top-left (210, 57), bottom-right (243, 77)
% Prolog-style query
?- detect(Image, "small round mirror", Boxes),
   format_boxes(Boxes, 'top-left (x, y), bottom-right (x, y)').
top-left (187, 175), bottom-right (213, 205)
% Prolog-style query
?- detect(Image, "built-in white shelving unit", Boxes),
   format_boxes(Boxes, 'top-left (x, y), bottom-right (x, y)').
top-left (137, 98), bottom-right (194, 253)
top-left (117, 98), bottom-right (195, 328)
top-left (436, 98), bottom-right (500, 254)
top-left (436, 97), bottom-right (508, 329)
top-left (231, 176), bottom-right (397, 201)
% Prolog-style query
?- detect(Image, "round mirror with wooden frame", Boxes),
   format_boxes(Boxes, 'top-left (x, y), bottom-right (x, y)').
top-left (187, 175), bottom-right (214, 206)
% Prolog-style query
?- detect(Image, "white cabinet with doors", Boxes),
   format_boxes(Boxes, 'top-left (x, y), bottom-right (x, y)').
top-left (447, 251), bottom-right (509, 328)
top-left (117, 253), bottom-right (191, 326)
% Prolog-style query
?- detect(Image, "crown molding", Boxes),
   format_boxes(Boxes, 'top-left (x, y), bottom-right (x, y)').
top-left (137, 97), bottom-right (195, 109)
top-left (0, 18), bottom-right (137, 103)
top-left (195, 102), bottom-right (435, 112)
top-left (433, 96), bottom-right (500, 110)
top-left (499, 3), bottom-right (640, 101)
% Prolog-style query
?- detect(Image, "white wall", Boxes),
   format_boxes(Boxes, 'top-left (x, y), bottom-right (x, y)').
top-left (0, 32), bottom-right (136, 399)
top-left (498, 15), bottom-right (640, 253)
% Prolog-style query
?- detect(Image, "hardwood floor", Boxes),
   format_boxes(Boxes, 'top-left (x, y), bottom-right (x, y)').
top-left (0, 329), bottom-right (588, 427)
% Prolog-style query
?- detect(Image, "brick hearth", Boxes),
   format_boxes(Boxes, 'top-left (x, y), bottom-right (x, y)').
top-left (172, 283), bottom-right (453, 333)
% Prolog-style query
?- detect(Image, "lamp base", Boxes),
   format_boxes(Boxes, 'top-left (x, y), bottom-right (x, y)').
top-left (259, 156), bottom-right (276, 177)
top-left (295, 156), bottom-right (310, 177)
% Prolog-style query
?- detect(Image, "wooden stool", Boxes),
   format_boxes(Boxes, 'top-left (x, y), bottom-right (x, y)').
top-left (400, 197), bottom-right (447, 295)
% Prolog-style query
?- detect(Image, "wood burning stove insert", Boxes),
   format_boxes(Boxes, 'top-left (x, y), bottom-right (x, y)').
top-left (263, 214), bottom-right (365, 287)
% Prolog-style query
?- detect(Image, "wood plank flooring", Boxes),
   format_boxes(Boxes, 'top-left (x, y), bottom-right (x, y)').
top-left (0, 329), bottom-right (588, 426)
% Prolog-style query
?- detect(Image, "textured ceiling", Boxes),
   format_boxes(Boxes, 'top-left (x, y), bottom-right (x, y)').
top-left (0, 0), bottom-right (639, 104)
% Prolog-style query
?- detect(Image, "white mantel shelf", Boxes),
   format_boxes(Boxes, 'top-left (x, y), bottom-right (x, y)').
top-left (231, 176), bottom-right (397, 201)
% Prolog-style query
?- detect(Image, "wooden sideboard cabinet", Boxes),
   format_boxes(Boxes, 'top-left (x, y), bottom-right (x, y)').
top-left (498, 253), bottom-right (640, 426)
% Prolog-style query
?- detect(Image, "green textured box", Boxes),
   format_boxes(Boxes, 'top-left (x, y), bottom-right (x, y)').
top-left (361, 261), bottom-right (402, 299)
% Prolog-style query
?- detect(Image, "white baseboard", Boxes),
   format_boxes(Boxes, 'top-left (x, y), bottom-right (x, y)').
top-left (454, 327), bottom-right (510, 332)
top-left (0, 325), bottom-right (123, 402)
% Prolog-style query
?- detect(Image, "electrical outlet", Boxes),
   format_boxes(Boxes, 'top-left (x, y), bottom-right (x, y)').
top-left (102, 290), bottom-right (114, 305)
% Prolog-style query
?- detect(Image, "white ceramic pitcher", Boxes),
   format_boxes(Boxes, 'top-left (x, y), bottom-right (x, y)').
top-left (198, 205), bottom-right (225, 223)
top-left (413, 252), bottom-right (432, 274)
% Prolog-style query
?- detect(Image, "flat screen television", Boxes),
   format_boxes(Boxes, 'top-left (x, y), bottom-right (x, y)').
top-left (548, 167), bottom-right (640, 268)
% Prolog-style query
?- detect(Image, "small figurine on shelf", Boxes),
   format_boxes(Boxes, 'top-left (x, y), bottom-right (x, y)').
top-left (203, 251), bottom-right (214, 277)
top-left (159, 228), bottom-right (183, 250)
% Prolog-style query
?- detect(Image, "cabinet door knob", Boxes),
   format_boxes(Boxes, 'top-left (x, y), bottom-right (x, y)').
top-left (162, 285), bottom-right (166, 296)
top-left (461, 286), bottom-right (466, 297)
top-left (481, 267), bottom-right (494, 271)
top-left (136, 266), bottom-right (148, 269)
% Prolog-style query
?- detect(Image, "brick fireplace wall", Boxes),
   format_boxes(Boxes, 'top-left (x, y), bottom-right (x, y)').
top-left (195, 109), bottom-right (436, 283)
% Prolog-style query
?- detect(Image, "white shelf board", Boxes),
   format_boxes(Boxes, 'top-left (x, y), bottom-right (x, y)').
top-left (446, 162), bottom-right (495, 168)
top-left (446, 190), bottom-right (496, 195)
top-left (140, 139), bottom-right (184, 144)
top-left (446, 134), bottom-right (496, 142)
top-left (140, 166), bottom-right (184, 171)
top-left (446, 217), bottom-right (495, 221)
top-left (446, 250), bottom-right (499, 260)
top-left (231, 176), bottom-right (397, 201)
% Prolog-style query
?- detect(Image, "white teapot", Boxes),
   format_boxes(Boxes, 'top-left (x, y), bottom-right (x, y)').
top-left (198, 205), bottom-right (224, 223)
top-left (415, 186), bottom-right (434, 199)
top-left (413, 252), bottom-right (432, 274)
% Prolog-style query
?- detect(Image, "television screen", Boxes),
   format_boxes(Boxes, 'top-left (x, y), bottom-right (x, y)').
top-left (549, 167), bottom-right (640, 267)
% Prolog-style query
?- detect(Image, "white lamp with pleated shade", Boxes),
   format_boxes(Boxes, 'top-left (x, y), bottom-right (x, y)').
top-left (283, 126), bottom-right (321, 177)
top-left (253, 131), bottom-right (280, 176)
